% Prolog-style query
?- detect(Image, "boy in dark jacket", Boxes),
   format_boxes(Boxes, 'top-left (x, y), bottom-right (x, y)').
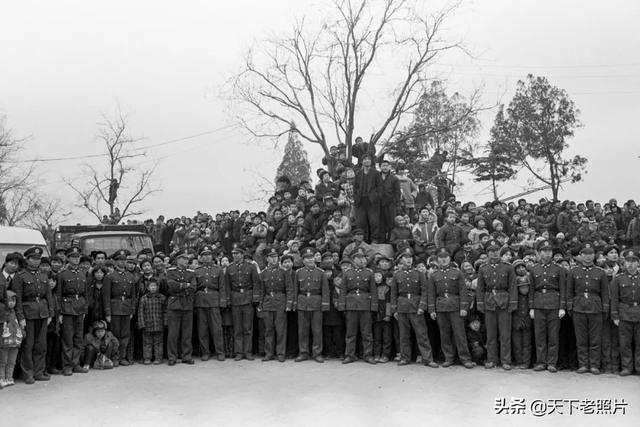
top-left (511, 260), bottom-right (532, 369)
top-left (466, 314), bottom-right (486, 364)
top-left (373, 272), bottom-right (392, 363)
top-left (138, 279), bottom-right (167, 364)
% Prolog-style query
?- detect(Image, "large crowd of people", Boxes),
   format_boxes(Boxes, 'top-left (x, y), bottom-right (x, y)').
top-left (1, 148), bottom-right (640, 391)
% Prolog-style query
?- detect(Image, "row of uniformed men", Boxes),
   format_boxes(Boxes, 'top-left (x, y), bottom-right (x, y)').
top-left (3, 238), bottom-right (640, 383)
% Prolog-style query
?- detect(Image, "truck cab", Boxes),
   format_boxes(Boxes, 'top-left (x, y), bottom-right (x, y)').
top-left (54, 225), bottom-right (154, 257)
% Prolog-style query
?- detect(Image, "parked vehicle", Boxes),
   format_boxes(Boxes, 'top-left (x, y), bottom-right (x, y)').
top-left (0, 226), bottom-right (50, 262)
top-left (53, 225), bottom-right (153, 257)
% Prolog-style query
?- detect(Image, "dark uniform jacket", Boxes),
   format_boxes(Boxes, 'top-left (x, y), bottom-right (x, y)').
top-left (258, 266), bottom-right (293, 312)
top-left (610, 271), bottom-right (640, 322)
top-left (567, 264), bottom-right (609, 314)
top-left (56, 266), bottom-right (91, 316)
top-left (476, 261), bottom-right (517, 312)
top-left (338, 267), bottom-right (377, 312)
top-left (390, 268), bottom-right (428, 314)
top-left (427, 265), bottom-right (469, 313)
top-left (225, 261), bottom-right (260, 306)
top-left (293, 267), bottom-right (330, 312)
top-left (528, 262), bottom-right (566, 310)
top-left (13, 268), bottom-right (54, 322)
top-left (194, 263), bottom-right (227, 308)
top-left (166, 266), bottom-right (196, 311)
top-left (103, 268), bottom-right (138, 317)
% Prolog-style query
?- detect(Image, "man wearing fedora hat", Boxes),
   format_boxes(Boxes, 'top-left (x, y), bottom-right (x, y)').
top-left (13, 246), bottom-right (54, 383)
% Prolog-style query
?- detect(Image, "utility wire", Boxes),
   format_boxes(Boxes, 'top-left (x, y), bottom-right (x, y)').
top-left (8, 123), bottom-right (239, 164)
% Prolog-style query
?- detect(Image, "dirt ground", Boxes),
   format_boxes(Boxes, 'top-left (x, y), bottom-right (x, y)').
top-left (2, 359), bottom-right (638, 427)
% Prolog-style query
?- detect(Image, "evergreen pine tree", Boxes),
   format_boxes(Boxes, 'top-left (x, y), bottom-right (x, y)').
top-left (275, 122), bottom-right (311, 186)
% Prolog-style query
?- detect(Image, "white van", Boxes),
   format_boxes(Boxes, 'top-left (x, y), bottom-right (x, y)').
top-left (0, 226), bottom-right (50, 264)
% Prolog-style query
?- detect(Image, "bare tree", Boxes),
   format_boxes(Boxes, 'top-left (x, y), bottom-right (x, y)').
top-left (0, 115), bottom-right (37, 225)
top-left (27, 197), bottom-right (72, 248)
top-left (66, 108), bottom-right (159, 223)
top-left (230, 0), bottom-right (467, 160)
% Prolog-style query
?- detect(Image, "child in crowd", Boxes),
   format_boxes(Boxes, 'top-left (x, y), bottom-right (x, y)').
top-left (0, 291), bottom-right (24, 388)
top-left (511, 260), bottom-right (532, 369)
top-left (83, 320), bottom-right (119, 370)
top-left (46, 272), bottom-right (63, 375)
top-left (138, 279), bottom-right (167, 365)
top-left (466, 314), bottom-right (486, 365)
top-left (373, 272), bottom-right (392, 363)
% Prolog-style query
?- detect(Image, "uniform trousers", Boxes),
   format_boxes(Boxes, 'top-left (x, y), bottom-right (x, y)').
top-left (572, 312), bottom-right (602, 368)
top-left (21, 318), bottom-right (48, 379)
top-left (436, 311), bottom-right (472, 363)
top-left (196, 307), bottom-right (224, 356)
top-left (534, 308), bottom-right (560, 367)
top-left (110, 315), bottom-right (131, 361)
top-left (298, 310), bottom-right (323, 357)
top-left (485, 309), bottom-right (512, 365)
top-left (619, 320), bottom-right (640, 372)
top-left (345, 311), bottom-right (373, 359)
top-left (263, 311), bottom-right (287, 358)
top-left (167, 310), bottom-right (193, 362)
top-left (61, 314), bottom-right (84, 369)
top-left (397, 312), bottom-right (434, 363)
top-left (232, 304), bottom-right (254, 356)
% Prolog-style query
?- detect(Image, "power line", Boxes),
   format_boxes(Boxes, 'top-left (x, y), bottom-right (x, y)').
top-left (8, 123), bottom-right (239, 164)
top-left (446, 60), bottom-right (640, 69)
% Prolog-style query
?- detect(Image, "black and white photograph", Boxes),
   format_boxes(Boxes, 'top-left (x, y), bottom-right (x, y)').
top-left (0, 0), bottom-right (638, 426)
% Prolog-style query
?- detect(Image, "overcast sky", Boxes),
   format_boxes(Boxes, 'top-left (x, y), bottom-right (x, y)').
top-left (1, 0), bottom-right (638, 223)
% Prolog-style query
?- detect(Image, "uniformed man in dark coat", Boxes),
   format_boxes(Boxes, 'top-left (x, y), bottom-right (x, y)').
top-left (529, 240), bottom-right (566, 373)
top-left (257, 248), bottom-right (293, 362)
top-left (610, 249), bottom-right (640, 376)
top-left (293, 248), bottom-right (330, 363)
top-left (476, 240), bottom-right (517, 370)
top-left (103, 249), bottom-right (138, 366)
top-left (567, 243), bottom-right (609, 374)
top-left (166, 249), bottom-right (196, 365)
top-left (390, 251), bottom-right (439, 367)
top-left (339, 252), bottom-right (377, 364)
top-left (194, 246), bottom-right (227, 361)
top-left (427, 247), bottom-right (474, 369)
top-left (56, 246), bottom-right (91, 375)
top-left (226, 247), bottom-right (260, 361)
top-left (13, 246), bottom-right (54, 383)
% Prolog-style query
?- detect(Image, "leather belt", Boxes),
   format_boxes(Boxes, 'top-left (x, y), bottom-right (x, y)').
top-left (349, 290), bottom-right (369, 296)
top-left (64, 294), bottom-right (83, 299)
top-left (25, 297), bottom-right (41, 303)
